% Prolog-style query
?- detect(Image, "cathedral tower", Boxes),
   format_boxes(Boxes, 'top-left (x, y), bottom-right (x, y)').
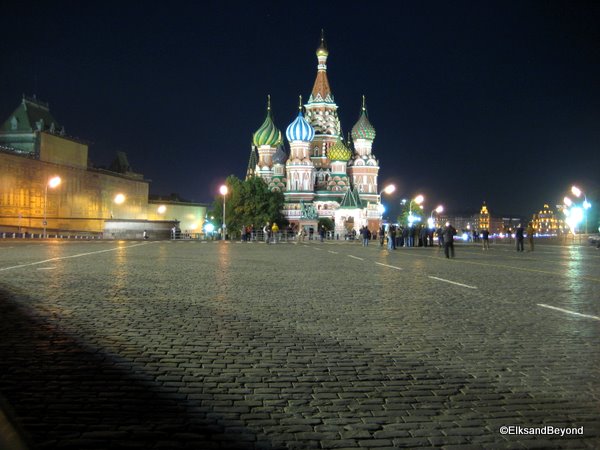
top-left (304, 31), bottom-right (341, 189)
top-left (285, 97), bottom-right (316, 204)
top-left (251, 95), bottom-right (282, 183)
top-left (348, 96), bottom-right (379, 205)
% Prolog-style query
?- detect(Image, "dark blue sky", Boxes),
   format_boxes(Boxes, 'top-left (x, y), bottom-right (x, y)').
top-left (1, 1), bottom-right (599, 219)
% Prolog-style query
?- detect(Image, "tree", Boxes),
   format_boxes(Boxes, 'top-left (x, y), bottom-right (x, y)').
top-left (397, 203), bottom-right (423, 227)
top-left (211, 175), bottom-right (286, 238)
top-left (318, 217), bottom-right (334, 231)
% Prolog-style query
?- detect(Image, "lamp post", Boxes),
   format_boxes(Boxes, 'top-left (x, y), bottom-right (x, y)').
top-left (43, 176), bottom-right (61, 238)
top-left (377, 184), bottom-right (395, 223)
top-left (428, 205), bottom-right (444, 228)
top-left (571, 185), bottom-right (591, 234)
top-left (219, 185), bottom-right (228, 240)
top-left (111, 193), bottom-right (126, 219)
top-left (407, 194), bottom-right (424, 226)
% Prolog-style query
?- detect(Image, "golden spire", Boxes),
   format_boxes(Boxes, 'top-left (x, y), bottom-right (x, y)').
top-left (298, 95), bottom-right (303, 111)
top-left (362, 95), bottom-right (366, 111)
top-left (267, 94), bottom-right (271, 111)
top-left (316, 29), bottom-right (328, 57)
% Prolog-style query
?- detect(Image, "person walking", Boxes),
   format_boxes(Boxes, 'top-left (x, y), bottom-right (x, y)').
top-left (361, 226), bottom-right (370, 246)
top-left (515, 224), bottom-right (525, 252)
top-left (271, 222), bottom-right (279, 244)
top-left (481, 228), bottom-right (490, 250)
top-left (379, 225), bottom-right (385, 247)
top-left (436, 226), bottom-right (444, 248)
top-left (526, 222), bottom-right (535, 252)
top-left (442, 222), bottom-right (457, 258)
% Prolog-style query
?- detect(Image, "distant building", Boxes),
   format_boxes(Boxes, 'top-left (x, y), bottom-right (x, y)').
top-left (531, 204), bottom-right (568, 235)
top-left (440, 203), bottom-right (521, 235)
top-left (476, 202), bottom-right (490, 231)
top-left (0, 95), bottom-right (206, 237)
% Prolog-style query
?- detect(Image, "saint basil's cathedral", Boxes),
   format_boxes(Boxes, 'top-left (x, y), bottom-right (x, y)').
top-left (246, 34), bottom-right (383, 237)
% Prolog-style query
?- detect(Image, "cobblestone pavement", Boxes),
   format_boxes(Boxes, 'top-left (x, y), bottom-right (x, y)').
top-left (0, 239), bottom-right (599, 449)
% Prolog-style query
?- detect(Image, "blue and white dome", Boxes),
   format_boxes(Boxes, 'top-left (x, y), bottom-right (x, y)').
top-left (286, 111), bottom-right (315, 142)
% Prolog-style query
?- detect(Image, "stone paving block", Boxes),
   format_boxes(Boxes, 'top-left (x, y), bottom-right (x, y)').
top-left (0, 241), bottom-right (599, 449)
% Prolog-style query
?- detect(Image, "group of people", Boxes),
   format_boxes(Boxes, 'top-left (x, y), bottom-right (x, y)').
top-left (241, 223), bottom-right (329, 244)
top-left (514, 222), bottom-right (535, 252)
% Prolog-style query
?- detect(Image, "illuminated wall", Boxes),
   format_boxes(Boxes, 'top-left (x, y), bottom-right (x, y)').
top-left (0, 151), bottom-right (149, 233)
top-left (147, 201), bottom-right (207, 234)
top-left (39, 132), bottom-right (88, 169)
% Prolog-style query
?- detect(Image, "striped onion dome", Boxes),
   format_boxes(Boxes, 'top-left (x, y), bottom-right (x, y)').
top-left (351, 96), bottom-right (376, 141)
top-left (351, 109), bottom-right (376, 141)
top-left (252, 98), bottom-right (282, 147)
top-left (272, 145), bottom-right (287, 165)
top-left (286, 111), bottom-right (315, 142)
top-left (327, 138), bottom-right (352, 162)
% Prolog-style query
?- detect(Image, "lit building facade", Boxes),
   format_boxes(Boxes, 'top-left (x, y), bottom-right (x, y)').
top-left (531, 204), bottom-right (568, 235)
top-left (0, 96), bottom-right (206, 236)
top-left (476, 202), bottom-right (490, 231)
top-left (247, 34), bottom-right (383, 235)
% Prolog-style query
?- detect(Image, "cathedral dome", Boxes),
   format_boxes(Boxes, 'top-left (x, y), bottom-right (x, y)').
top-left (316, 33), bottom-right (328, 57)
top-left (286, 111), bottom-right (315, 142)
top-left (252, 104), bottom-right (282, 147)
top-left (272, 145), bottom-right (287, 165)
top-left (351, 109), bottom-right (376, 141)
top-left (327, 139), bottom-right (352, 161)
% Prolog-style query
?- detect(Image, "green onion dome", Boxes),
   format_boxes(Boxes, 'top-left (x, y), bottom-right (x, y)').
top-left (351, 108), bottom-right (376, 141)
top-left (252, 98), bottom-right (282, 147)
top-left (327, 138), bottom-right (352, 162)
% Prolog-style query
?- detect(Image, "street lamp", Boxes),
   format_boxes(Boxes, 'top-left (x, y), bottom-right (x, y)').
top-left (379, 184), bottom-right (396, 197)
top-left (571, 185), bottom-right (592, 234)
top-left (377, 184), bottom-right (395, 222)
top-left (219, 185), bottom-right (228, 240)
top-left (407, 194), bottom-right (424, 226)
top-left (111, 193), bottom-right (126, 219)
top-left (428, 205), bottom-right (444, 228)
top-left (43, 176), bottom-right (61, 238)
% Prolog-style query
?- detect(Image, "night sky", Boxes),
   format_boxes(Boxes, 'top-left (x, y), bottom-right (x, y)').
top-left (1, 1), bottom-right (599, 220)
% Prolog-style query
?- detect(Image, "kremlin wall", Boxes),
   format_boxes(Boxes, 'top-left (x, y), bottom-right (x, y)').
top-left (0, 96), bottom-right (206, 238)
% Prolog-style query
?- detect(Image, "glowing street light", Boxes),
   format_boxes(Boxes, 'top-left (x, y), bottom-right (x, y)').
top-left (377, 184), bottom-right (395, 221)
top-left (219, 184), bottom-right (228, 240)
top-left (43, 176), bottom-right (62, 238)
top-left (110, 193), bottom-right (126, 219)
top-left (114, 193), bottom-right (126, 205)
top-left (379, 184), bottom-right (396, 196)
top-left (409, 194), bottom-right (424, 216)
top-left (402, 194), bottom-right (425, 226)
top-left (428, 205), bottom-right (444, 228)
top-left (571, 185), bottom-right (591, 233)
top-left (157, 205), bottom-right (167, 214)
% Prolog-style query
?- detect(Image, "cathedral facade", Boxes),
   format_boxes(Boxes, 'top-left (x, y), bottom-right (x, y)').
top-left (246, 35), bottom-right (383, 236)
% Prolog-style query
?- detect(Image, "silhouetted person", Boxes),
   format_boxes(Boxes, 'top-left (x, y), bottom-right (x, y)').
top-left (481, 229), bottom-right (490, 250)
top-left (515, 224), bottom-right (525, 252)
top-left (443, 222), bottom-right (457, 258)
top-left (526, 222), bottom-right (535, 251)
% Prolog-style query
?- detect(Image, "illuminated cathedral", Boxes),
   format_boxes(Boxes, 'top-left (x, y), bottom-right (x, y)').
top-left (246, 34), bottom-right (383, 235)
